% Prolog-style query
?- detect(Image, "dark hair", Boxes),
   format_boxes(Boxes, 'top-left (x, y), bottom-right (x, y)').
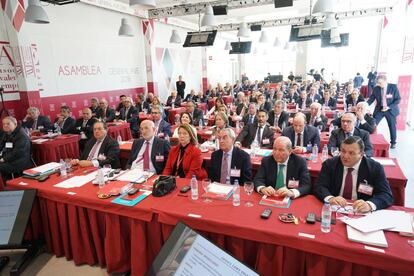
top-left (93, 120), bottom-right (107, 130)
top-left (257, 109), bottom-right (268, 116)
top-left (120, 95), bottom-right (126, 98)
top-left (180, 112), bottom-right (193, 125)
top-left (60, 106), bottom-right (71, 112)
top-left (342, 136), bottom-right (365, 152)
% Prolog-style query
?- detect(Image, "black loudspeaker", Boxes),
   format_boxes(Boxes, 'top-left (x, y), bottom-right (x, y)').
top-left (250, 24), bottom-right (262, 31)
top-left (213, 5), bottom-right (227, 15)
top-left (274, 0), bottom-right (293, 8)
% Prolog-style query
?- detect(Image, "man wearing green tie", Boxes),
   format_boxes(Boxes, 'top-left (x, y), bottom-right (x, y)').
top-left (253, 136), bottom-right (311, 198)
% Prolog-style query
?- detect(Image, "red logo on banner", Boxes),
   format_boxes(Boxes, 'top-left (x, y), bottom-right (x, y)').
top-left (383, 16), bottom-right (388, 29)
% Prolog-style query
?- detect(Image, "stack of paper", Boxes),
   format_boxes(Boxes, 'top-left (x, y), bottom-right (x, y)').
top-left (371, 158), bottom-right (395, 166)
top-left (259, 195), bottom-right (291, 208)
top-left (114, 169), bottom-right (154, 183)
top-left (346, 225), bottom-right (388, 248)
top-left (33, 138), bottom-right (49, 144)
top-left (23, 162), bottom-right (61, 176)
top-left (54, 172), bottom-right (97, 188)
top-left (202, 182), bottom-right (234, 200)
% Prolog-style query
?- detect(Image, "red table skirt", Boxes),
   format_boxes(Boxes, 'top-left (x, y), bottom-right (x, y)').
top-left (32, 135), bottom-right (80, 165)
top-left (25, 198), bottom-right (407, 276)
top-left (107, 123), bottom-right (132, 141)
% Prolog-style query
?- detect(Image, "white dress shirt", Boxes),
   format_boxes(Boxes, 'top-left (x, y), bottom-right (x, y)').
top-left (131, 136), bottom-right (155, 172)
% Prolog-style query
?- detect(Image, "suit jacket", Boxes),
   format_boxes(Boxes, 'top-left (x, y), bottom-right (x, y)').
top-left (80, 135), bottom-right (121, 168)
top-left (282, 125), bottom-right (321, 151)
top-left (285, 93), bottom-right (299, 103)
top-left (96, 108), bottom-right (116, 122)
top-left (308, 93), bottom-right (322, 103)
top-left (0, 127), bottom-right (33, 173)
top-left (236, 123), bottom-right (274, 149)
top-left (254, 154), bottom-right (311, 197)
top-left (190, 108), bottom-right (204, 126)
top-left (54, 117), bottom-right (76, 134)
top-left (135, 101), bottom-right (150, 113)
top-left (176, 81), bottom-right (186, 98)
top-left (318, 97), bottom-right (337, 110)
top-left (257, 102), bottom-right (272, 112)
top-left (119, 106), bottom-right (138, 121)
top-left (242, 114), bottom-right (258, 126)
top-left (328, 128), bottom-right (373, 157)
top-left (163, 143), bottom-right (207, 180)
top-left (21, 115), bottom-right (52, 132)
top-left (313, 156), bottom-right (393, 210)
top-left (155, 119), bottom-right (172, 137)
top-left (306, 113), bottom-right (328, 131)
top-left (126, 137), bottom-right (171, 174)
top-left (166, 96), bottom-right (182, 107)
top-left (73, 118), bottom-right (97, 140)
top-left (367, 83), bottom-right (401, 117)
top-left (90, 106), bottom-right (101, 118)
top-left (297, 97), bottom-right (312, 109)
top-left (194, 95), bottom-right (207, 103)
top-left (236, 103), bottom-right (249, 116)
top-left (208, 147), bottom-right (252, 185)
top-left (332, 114), bottom-right (376, 134)
top-left (268, 111), bottom-right (289, 129)
top-left (184, 94), bottom-right (197, 102)
top-left (345, 95), bottom-right (365, 107)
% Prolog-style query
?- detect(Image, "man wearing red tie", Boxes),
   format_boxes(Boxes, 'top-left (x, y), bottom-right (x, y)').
top-left (313, 136), bottom-right (393, 213)
top-left (367, 75), bottom-right (401, 148)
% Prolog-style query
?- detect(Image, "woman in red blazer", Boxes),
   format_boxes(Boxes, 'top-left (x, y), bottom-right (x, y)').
top-left (163, 124), bottom-right (207, 180)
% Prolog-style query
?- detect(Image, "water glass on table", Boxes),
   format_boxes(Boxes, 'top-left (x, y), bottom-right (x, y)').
top-left (244, 181), bottom-right (254, 207)
top-left (202, 179), bottom-right (212, 203)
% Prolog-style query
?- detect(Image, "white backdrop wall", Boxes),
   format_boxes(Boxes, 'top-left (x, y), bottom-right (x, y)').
top-left (205, 34), bottom-right (234, 86)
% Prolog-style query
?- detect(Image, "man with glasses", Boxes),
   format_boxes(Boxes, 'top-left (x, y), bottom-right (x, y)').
top-left (268, 100), bottom-right (289, 133)
top-left (96, 98), bottom-right (115, 122)
top-left (328, 112), bottom-right (373, 157)
top-left (54, 106), bottom-right (75, 134)
top-left (186, 100), bottom-right (203, 127)
top-left (209, 128), bottom-right (252, 185)
top-left (313, 136), bottom-right (392, 212)
top-left (236, 110), bottom-right (274, 149)
top-left (254, 136), bottom-right (311, 198)
top-left (152, 105), bottom-right (171, 138)
top-left (332, 102), bottom-right (376, 134)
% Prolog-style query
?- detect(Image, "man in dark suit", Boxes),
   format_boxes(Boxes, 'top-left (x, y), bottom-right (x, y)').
top-left (119, 97), bottom-right (139, 135)
top-left (268, 100), bottom-right (289, 133)
top-left (313, 136), bottom-right (393, 212)
top-left (285, 87), bottom-right (299, 103)
top-left (127, 120), bottom-right (171, 174)
top-left (21, 107), bottom-right (52, 132)
top-left (209, 128), bottom-right (252, 185)
top-left (241, 103), bottom-right (258, 126)
top-left (96, 99), bottom-right (116, 122)
top-left (297, 90), bottom-right (312, 110)
top-left (135, 94), bottom-right (150, 113)
top-left (116, 95), bottom-right (126, 112)
top-left (53, 106), bottom-right (76, 134)
top-left (318, 90), bottom-right (337, 110)
top-left (306, 102), bottom-right (328, 131)
top-left (308, 87), bottom-right (322, 103)
top-left (89, 97), bottom-right (101, 118)
top-left (367, 67), bottom-right (377, 97)
top-left (332, 102), bottom-right (376, 134)
top-left (282, 112), bottom-right (320, 154)
top-left (345, 89), bottom-right (365, 108)
top-left (72, 121), bottom-right (120, 168)
top-left (184, 89), bottom-right (197, 102)
top-left (152, 105), bottom-right (172, 138)
top-left (367, 75), bottom-right (401, 148)
top-left (166, 90), bottom-right (182, 107)
top-left (186, 101), bottom-right (204, 126)
top-left (256, 94), bottom-right (271, 112)
top-left (236, 110), bottom-right (274, 149)
top-left (72, 108), bottom-right (97, 152)
top-left (194, 91), bottom-right (207, 103)
top-left (254, 137), bottom-right (311, 198)
top-left (328, 112), bottom-right (373, 157)
top-left (176, 75), bottom-right (186, 99)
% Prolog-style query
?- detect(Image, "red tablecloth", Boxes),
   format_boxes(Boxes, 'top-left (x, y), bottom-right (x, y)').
top-left (321, 132), bottom-right (390, 157)
top-left (138, 112), bottom-right (152, 121)
top-left (31, 134), bottom-right (80, 165)
top-left (6, 175), bottom-right (414, 275)
top-left (107, 123), bottom-right (132, 141)
top-left (165, 107), bottom-right (185, 124)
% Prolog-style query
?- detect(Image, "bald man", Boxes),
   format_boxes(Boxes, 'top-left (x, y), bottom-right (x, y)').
top-left (282, 113), bottom-right (320, 154)
top-left (254, 137), bottom-right (311, 198)
top-left (127, 120), bottom-right (171, 174)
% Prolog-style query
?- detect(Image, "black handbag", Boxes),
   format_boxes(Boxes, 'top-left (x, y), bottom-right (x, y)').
top-left (152, 175), bottom-right (176, 197)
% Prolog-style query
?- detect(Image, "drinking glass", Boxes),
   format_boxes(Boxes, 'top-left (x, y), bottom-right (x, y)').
top-left (244, 182), bottom-right (254, 207)
top-left (331, 147), bottom-right (339, 157)
top-left (202, 179), bottom-right (212, 203)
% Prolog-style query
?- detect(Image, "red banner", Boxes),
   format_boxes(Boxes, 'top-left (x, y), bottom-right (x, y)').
top-left (397, 75), bottom-right (412, 130)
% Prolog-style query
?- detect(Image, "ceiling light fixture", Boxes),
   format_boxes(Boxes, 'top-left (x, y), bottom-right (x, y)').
top-left (313, 0), bottom-right (336, 14)
top-left (169, 30), bottom-right (182, 44)
top-left (24, 0), bottom-right (49, 24)
top-left (201, 4), bottom-right (216, 27)
top-left (118, 18), bottom-right (134, 37)
top-left (237, 22), bottom-right (250, 38)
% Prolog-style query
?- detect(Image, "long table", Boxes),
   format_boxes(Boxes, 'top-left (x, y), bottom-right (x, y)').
top-left (6, 172), bottom-right (414, 275)
top-left (31, 134), bottom-right (80, 165)
top-left (107, 122), bottom-right (132, 141)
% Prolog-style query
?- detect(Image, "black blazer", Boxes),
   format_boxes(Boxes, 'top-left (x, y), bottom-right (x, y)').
top-left (155, 119), bottom-right (172, 137)
top-left (189, 108), bottom-right (204, 126)
top-left (126, 137), bottom-right (171, 174)
top-left (166, 96), bottom-right (182, 107)
top-left (345, 95), bottom-right (365, 107)
top-left (119, 106), bottom-right (138, 121)
top-left (297, 97), bottom-right (312, 109)
top-left (184, 94), bottom-right (197, 102)
top-left (367, 83), bottom-right (401, 117)
top-left (0, 127), bottom-right (33, 174)
top-left (257, 102), bottom-right (272, 112)
top-left (305, 113), bottom-right (328, 131)
top-left (268, 111), bottom-right (289, 129)
top-left (332, 114), bottom-right (376, 134)
top-left (96, 108), bottom-right (116, 122)
top-left (236, 123), bottom-right (274, 149)
top-left (81, 135), bottom-right (121, 168)
top-left (242, 114), bottom-right (258, 126)
top-left (208, 146), bottom-right (252, 185)
top-left (285, 92), bottom-right (299, 103)
top-left (135, 101), bottom-right (150, 113)
top-left (236, 103), bottom-right (248, 116)
top-left (22, 115), bottom-right (52, 132)
top-left (328, 128), bottom-right (373, 157)
top-left (282, 125), bottom-right (321, 151)
top-left (254, 153), bottom-right (311, 197)
top-left (313, 156), bottom-right (393, 210)
top-left (176, 81), bottom-right (186, 98)
top-left (318, 97), bottom-right (337, 110)
top-left (194, 95), bottom-right (207, 103)
top-left (54, 117), bottom-right (76, 134)
top-left (73, 118), bottom-right (97, 140)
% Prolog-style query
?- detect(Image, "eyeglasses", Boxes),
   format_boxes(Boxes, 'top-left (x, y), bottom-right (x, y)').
top-left (341, 120), bottom-right (353, 124)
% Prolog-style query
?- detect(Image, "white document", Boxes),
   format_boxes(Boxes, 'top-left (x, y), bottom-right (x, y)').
top-left (54, 172), bottom-right (97, 188)
top-left (381, 210), bottom-right (413, 233)
top-left (115, 169), bottom-right (154, 183)
top-left (208, 183), bottom-right (233, 195)
top-left (243, 148), bottom-right (272, 157)
top-left (346, 225), bottom-right (388, 248)
top-left (28, 162), bottom-right (61, 174)
top-left (33, 138), bottom-right (49, 144)
top-left (343, 209), bottom-right (403, 233)
top-left (371, 158), bottom-right (395, 166)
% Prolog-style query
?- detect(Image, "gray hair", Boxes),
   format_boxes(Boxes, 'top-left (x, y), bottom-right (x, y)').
top-left (219, 127), bottom-right (236, 139)
top-left (310, 102), bottom-right (322, 110)
top-left (275, 136), bottom-right (292, 151)
top-left (274, 100), bottom-right (285, 109)
top-left (3, 116), bottom-right (17, 125)
top-left (27, 107), bottom-right (39, 113)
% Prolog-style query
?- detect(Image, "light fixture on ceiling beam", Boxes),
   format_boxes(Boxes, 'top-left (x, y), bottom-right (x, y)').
top-left (224, 41), bottom-right (231, 50)
top-left (259, 30), bottom-right (269, 43)
top-left (25, 0), bottom-right (49, 24)
top-left (330, 27), bottom-right (341, 43)
top-left (118, 18), bottom-right (134, 37)
top-left (237, 22), bottom-right (250, 37)
top-left (130, 0), bottom-right (156, 9)
top-left (169, 30), bottom-right (182, 44)
top-left (201, 4), bottom-right (216, 27)
top-left (273, 37), bottom-right (281, 47)
top-left (312, 0), bottom-right (336, 15)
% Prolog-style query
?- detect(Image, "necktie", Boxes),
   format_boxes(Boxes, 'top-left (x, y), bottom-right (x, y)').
top-left (257, 126), bottom-right (262, 144)
top-left (32, 119), bottom-right (37, 129)
top-left (87, 140), bottom-right (102, 161)
top-left (296, 133), bottom-right (302, 147)
top-left (381, 88), bottom-right (388, 108)
top-left (143, 141), bottom-right (150, 170)
top-left (356, 120), bottom-right (360, 128)
top-left (276, 164), bottom-right (285, 189)
top-left (220, 152), bottom-right (229, 184)
top-left (343, 168), bottom-right (354, 199)
top-left (82, 120), bottom-right (87, 128)
top-left (274, 115), bottom-right (279, 127)
top-left (250, 115), bottom-right (254, 124)
top-left (346, 132), bottom-right (351, 138)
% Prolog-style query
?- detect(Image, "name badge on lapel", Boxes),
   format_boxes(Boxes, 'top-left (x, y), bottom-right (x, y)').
top-left (358, 180), bottom-right (373, 196)
top-left (386, 94), bottom-right (393, 99)
top-left (288, 179), bottom-right (299, 188)
top-left (80, 132), bottom-right (87, 140)
top-left (155, 154), bottom-right (164, 162)
top-left (230, 167), bottom-right (241, 177)
top-left (262, 138), bottom-right (270, 145)
top-left (38, 126), bottom-right (44, 130)
top-left (5, 142), bottom-right (13, 149)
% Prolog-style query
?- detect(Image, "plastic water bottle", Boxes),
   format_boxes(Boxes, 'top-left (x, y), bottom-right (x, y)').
top-left (295, 103), bottom-right (299, 112)
top-left (59, 159), bottom-right (67, 178)
top-left (321, 200), bottom-right (332, 233)
top-left (190, 175), bottom-right (198, 200)
top-left (312, 144), bottom-right (318, 163)
top-left (225, 176), bottom-right (231, 185)
top-left (232, 180), bottom-right (240, 206)
top-left (117, 135), bottom-right (122, 144)
top-left (97, 168), bottom-right (106, 193)
top-left (199, 119), bottom-right (203, 127)
top-left (172, 102), bottom-right (175, 109)
top-left (321, 145), bottom-right (328, 162)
